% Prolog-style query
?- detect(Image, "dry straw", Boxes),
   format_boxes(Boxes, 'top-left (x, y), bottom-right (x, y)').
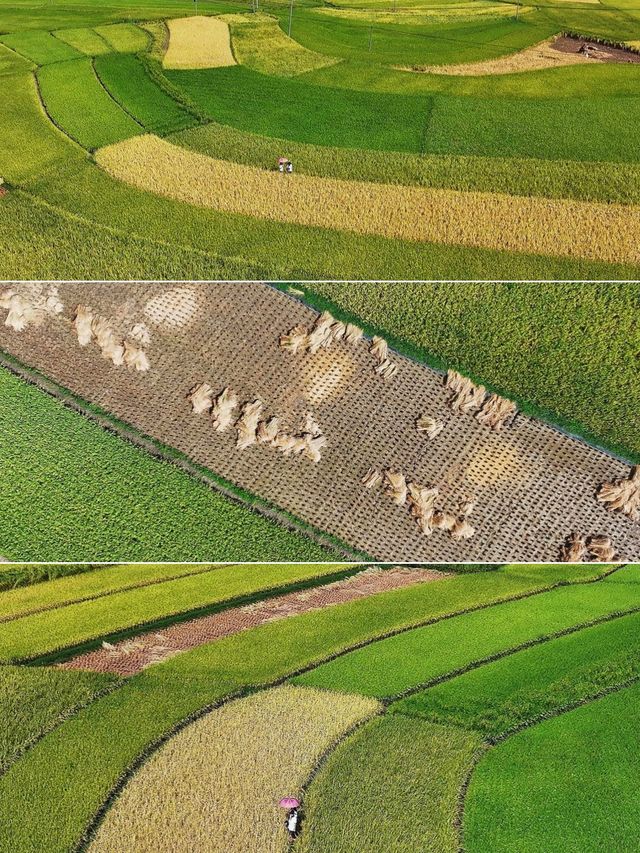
top-left (163, 16), bottom-right (235, 69)
top-left (95, 135), bottom-right (640, 265)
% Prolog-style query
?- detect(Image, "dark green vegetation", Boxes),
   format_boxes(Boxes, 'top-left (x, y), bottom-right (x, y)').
top-left (0, 368), bottom-right (336, 562)
top-left (304, 282), bottom-right (640, 463)
top-left (464, 683), bottom-right (640, 852)
top-left (0, 562), bottom-right (602, 853)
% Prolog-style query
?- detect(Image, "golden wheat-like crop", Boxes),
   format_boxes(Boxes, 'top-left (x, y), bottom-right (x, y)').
top-left (88, 685), bottom-right (380, 853)
top-left (163, 16), bottom-right (235, 70)
top-left (96, 135), bottom-right (640, 265)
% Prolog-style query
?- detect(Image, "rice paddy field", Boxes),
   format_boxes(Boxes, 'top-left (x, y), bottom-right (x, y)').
top-left (1, 0), bottom-right (640, 278)
top-left (1, 560), bottom-right (638, 852)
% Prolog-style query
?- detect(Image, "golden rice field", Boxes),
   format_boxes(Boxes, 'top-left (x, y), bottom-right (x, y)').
top-left (162, 16), bottom-right (235, 70)
top-left (96, 135), bottom-right (640, 266)
top-left (404, 38), bottom-right (596, 75)
top-left (88, 685), bottom-right (380, 853)
top-left (223, 13), bottom-right (339, 77)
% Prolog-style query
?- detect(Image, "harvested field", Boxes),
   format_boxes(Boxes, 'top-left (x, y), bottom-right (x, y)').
top-left (95, 135), bottom-right (640, 266)
top-left (87, 685), bottom-right (380, 853)
top-left (60, 567), bottom-right (449, 675)
top-left (1, 282), bottom-right (639, 562)
top-left (163, 16), bottom-right (235, 70)
top-left (403, 35), bottom-right (640, 76)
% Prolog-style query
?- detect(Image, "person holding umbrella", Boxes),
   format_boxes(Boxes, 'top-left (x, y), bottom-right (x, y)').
top-left (279, 796), bottom-right (301, 839)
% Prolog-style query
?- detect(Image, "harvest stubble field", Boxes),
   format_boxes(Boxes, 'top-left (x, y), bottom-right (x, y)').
top-left (1, 561), bottom-right (639, 852)
top-left (1, 0), bottom-right (640, 278)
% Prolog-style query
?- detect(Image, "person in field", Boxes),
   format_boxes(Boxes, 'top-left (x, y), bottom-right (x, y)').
top-left (286, 808), bottom-right (300, 838)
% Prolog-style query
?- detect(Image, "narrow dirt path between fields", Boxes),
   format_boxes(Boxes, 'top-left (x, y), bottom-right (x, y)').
top-left (59, 567), bottom-right (449, 676)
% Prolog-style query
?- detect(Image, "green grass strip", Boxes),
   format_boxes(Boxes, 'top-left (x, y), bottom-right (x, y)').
top-left (0, 563), bottom-right (613, 853)
top-left (0, 30), bottom-right (81, 64)
top-left (37, 58), bottom-right (142, 150)
top-left (0, 665), bottom-right (117, 773)
top-left (0, 563), bottom-right (352, 662)
top-left (298, 716), bottom-right (480, 853)
top-left (464, 682), bottom-right (640, 852)
top-left (0, 564), bottom-right (233, 621)
top-left (0, 367), bottom-right (336, 563)
top-left (172, 120), bottom-right (640, 205)
top-left (94, 53), bottom-right (199, 136)
top-left (293, 565), bottom-right (638, 698)
top-left (0, 564), bottom-right (98, 592)
top-left (390, 609), bottom-right (640, 737)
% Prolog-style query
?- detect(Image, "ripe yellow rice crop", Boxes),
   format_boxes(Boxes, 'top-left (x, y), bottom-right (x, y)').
top-left (88, 685), bottom-right (380, 853)
top-left (96, 134), bottom-right (640, 266)
top-left (221, 13), bottom-right (339, 76)
top-left (163, 16), bottom-right (235, 70)
top-left (402, 38), bottom-right (599, 76)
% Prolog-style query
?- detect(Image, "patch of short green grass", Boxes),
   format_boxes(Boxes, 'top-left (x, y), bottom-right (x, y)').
top-left (293, 566), bottom-right (639, 698)
top-left (464, 682), bottom-right (640, 853)
top-left (37, 58), bottom-right (142, 149)
top-left (0, 665), bottom-right (117, 772)
top-left (391, 609), bottom-right (640, 736)
top-left (298, 716), bottom-right (481, 853)
top-left (0, 367), bottom-right (334, 563)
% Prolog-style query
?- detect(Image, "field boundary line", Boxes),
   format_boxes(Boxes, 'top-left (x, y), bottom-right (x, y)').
top-left (384, 597), bottom-right (640, 705)
top-left (17, 567), bottom-right (364, 666)
top-left (0, 350), bottom-right (366, 563)
top-left (0, 564), bottom-right (243, 624)
top-left (0, 677), bottom-right (124, 781)
top-left (454, 672), bottom-right (640, 852)
top-left (138, 54), bottom-right (208, 125)
top-left (275, 283), bottom-right (640, 466)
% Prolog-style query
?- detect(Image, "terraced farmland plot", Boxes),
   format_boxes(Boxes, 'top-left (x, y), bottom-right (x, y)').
top-left (1, 282), bottom-right (639, 562)
top-left (0, 30), bottom-right (81, 64)
top-left (37, 58), bottom-right (142, 150)
top-left (53, 28), bottom-right (112, 56)
top-left (93, 23), bottom-right (150, 54)
top-left (163, 16), bottom-right (235, 69)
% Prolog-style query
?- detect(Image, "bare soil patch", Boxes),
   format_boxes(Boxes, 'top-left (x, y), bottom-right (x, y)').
top-left (59, 567), bottom-right (448, 675)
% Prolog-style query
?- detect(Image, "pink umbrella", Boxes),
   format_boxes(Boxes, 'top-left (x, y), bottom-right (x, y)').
top-left (279, 797), bottom-right (300, 809)
top-left (278, 157), bottom-right (289, 165)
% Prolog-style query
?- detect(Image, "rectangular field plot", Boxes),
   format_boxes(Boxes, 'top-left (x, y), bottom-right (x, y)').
top-left (0, 30), bottom-right (81, 64)
top-left (95, 54), bottom-right (199, 135)
top-left (37, 58), bottom-right (142, 149)
top-left (53, 27), bottom-right (112, 56)
top-left (94, 23), bottom-right (150, 53)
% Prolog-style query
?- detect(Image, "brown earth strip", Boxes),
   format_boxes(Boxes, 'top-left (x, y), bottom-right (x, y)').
top-left (59, 567), bottom-right (449, 676)
top-left (1, 282), bottom-right (639, 562)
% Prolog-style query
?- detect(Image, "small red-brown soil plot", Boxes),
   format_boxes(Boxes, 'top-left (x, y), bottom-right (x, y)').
top-left (552, 35), bottom-right (640, 64)
top-left (59, 566), bottom-right (450, 676)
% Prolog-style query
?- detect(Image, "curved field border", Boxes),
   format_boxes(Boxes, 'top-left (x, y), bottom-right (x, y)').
top-left (95, 135), bottom-right (640, 266)
top-left (458, 676), bottom-right (640, 851)
top-left (0, 351), bottom-right (364, 563)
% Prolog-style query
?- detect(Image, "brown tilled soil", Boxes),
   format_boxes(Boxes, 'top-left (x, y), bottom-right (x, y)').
top-left (1, 282), bottom-right (639, 562)
top-left (58, 567), bottom-right (449, 675)
top-left (553, 35), bottom-right (640, 64)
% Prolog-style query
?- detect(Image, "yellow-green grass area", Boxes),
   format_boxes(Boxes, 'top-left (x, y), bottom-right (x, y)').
top-left (0, 564), bottom-right (600, 853)
top-left (222, 13), bottom-right (339, 77)
top-left (0, 368), bottom-right (337, 563)
top-left (464, 682), bottom-right (640, 853)
top-left (0, 41), bottom-right (33, 75)
top-left (297, 715), bottom-right (481, 853)
top-left (0, 72), bottom-right (83, 184)
top-left (0, 29), bottom-right (81, 64)
top-left (0, 563), bottom-right (353, 663)
top-left (88, 686), bottom-right (380, 853)
top-left (171, 120), bottom-right (640, 206)
top-left (93, 23), bottom-right (150, 54)
top-left (37, 58), bottom-right (142, 150)
top-left (163, 16), bottom-right (235, 70)
top-left (96, 133), bottom-right (640, 266)
top-left (0, 564), bottom-right (99, 592)
top-left (139, 20), bottom-right (168, 63)
top-left (0, 564), bottom-right (235, 621)
top-left (0, 665), bottom-right (118, 773)
top-left (390, 609), bottom-right (640, 737)
top-left (302, 282), bottom-right (640, 464)
top-left (52, 27), bottom-right (112, 56)
top-left (293, 564), bottom-right (637, 698)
